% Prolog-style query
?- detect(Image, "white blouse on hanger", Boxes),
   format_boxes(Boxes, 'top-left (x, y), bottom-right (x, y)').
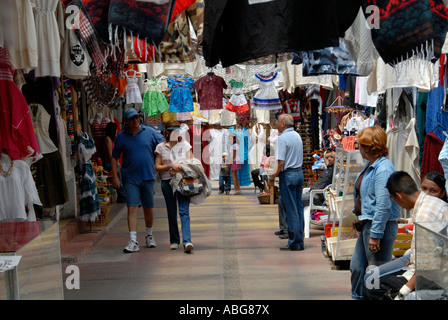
top-left (0, 153), bottom-right (41, 222)
top-left (31, 0), bottom-right (64, 77)
top-left (249, 124), bottom-right (266, 171)
top-left (29, 104), bottom-right (58, 154)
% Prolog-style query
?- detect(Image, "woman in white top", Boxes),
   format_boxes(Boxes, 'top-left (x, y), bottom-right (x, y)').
top-left (155, 120), bottom-right (195, 253)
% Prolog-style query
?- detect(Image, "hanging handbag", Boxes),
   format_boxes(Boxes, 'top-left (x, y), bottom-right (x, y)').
top-left (178, 176), bottom-right (204, 196)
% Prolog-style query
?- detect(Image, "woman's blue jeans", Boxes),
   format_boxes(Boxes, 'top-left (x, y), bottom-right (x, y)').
top-left (350, 220), bottom-right (398, 299)
top-left (161, 179), bottom-right (191, 246)
top-left (278, 168), bottom-right (304, 249)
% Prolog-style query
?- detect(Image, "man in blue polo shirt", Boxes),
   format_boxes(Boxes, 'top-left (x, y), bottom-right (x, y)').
top-left (268, 114), bottom-right (304, 251)
top-left (111, 108), bottom-right (164, 253)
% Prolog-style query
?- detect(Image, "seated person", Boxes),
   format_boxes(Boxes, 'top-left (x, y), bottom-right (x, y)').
top-left (302, 149), bottom-right (336, 207)
top-left (251, 146), bottom-right (271, 193)
top-left (364, 171), bottom-right (448, 300)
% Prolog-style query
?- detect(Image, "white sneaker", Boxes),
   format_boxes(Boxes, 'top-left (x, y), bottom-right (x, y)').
top-left (123, 240), bottom-right (139, 253)
top-left (170, 243), bottom-right (179, 250)
top-left (146, 235), bottom-right (156, 248)
top-left (184, 243), bottom-right (194, 253)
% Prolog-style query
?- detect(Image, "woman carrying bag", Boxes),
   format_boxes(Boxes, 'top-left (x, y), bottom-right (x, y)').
top-left (155, 120), bottom-right (195, 253)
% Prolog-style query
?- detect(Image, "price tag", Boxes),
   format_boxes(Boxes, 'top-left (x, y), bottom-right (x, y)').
top-left (342, 136), bottom-right (356, 151)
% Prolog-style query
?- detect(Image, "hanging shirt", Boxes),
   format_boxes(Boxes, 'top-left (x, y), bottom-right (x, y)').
top-left (193, 73), bottom-right (227, 110)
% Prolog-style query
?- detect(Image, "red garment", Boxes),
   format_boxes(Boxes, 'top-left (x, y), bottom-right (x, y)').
top-left (170, 0), bottom-right (197, 22)
top-left (189, 124), bottom-right (210, 177)
top-left (193, 73), bottom-right (227, 110)
top-left (0, 48), bottom-right (40, 161)
top-left (421, 131), bottom-right (444, 179)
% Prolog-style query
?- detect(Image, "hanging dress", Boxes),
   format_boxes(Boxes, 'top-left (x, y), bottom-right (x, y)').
top-left (78, 132), bottom-right (100, 222)
top-left (229, 126), bottom-right (251, 186)
top-left (142, 78), bottom-right (169, 116)
top-left (225, 79), bottom-right (249, 113)
top-left (125, 71), bottom-right (143, 104)
top-left (29, 103), bottom-right (69, 208)
top-left (249, 124), bottom-right (266, 172)
top-left (167, 75), bottom-right (195, 113)
top-left (252, 71), bottom-right (282, 110)
top-left (0, 48), bottom-right (41, 162)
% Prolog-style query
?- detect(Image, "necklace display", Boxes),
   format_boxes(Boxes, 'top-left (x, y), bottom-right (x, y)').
top-left (0, 159), bottom-right (14, 177)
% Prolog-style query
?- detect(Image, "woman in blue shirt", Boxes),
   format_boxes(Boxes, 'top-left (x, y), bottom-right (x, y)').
top-left (350, 126), bottom-right (400, 299)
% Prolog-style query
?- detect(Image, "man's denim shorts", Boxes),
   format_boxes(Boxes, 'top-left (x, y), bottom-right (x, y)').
top-left (123, 180), bottom-right (155, 208)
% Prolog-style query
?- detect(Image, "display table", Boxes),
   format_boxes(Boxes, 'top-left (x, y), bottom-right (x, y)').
top-left (0, 220), bottom-right (64, 300)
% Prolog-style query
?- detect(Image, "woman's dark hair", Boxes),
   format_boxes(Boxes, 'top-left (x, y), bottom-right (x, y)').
top-left (423, 171), bottom-right (448, 202)
top-left (105, 122), bottom-right (118, 142)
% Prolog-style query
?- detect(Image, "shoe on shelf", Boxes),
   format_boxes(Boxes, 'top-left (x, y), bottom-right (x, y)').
top-left (184, 243), bottom-right (194, 253)
top-left (170, 243), bottom-right (180, 250)
top-left (123, 240), bottom-right (140, 253)
top-left (146, 235), bottom-right (156, 248)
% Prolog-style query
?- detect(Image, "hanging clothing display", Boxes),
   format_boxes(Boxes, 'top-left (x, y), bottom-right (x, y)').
top-left (294, 38), bottom-right (358, 76)
top-left (193, 73), bottom-right (227, 110)
top-left (208, 128), bottom-right (230, 180)
top-left (365, 0), bottom-right (448, 66)
top-left (156, 0), bottom-right (204, 63)
top-left (252, 72), bottom-right (282, 111)
top-left (0, 0), bottom-right (38, 71)
top-left (29, 104), bottom-right (59, 155)
top-left (249, 124), bottom-right (266, 172)
top-left (0, 153), bottom-right (41, 222)
top-left (108, 0), bottom-right (176, 46)
top-left (344, 7), bottom-right (379, 76)
top-left (189, 123), bottom-right (210, 177)
top-left (30, 0), bottom-right (64, 78)
top-left (421, 131), bottom-right (445, 179)
top-left (438, 136), bottom-right (448, 191)
top-left (0, 48), bottom-right (41, 162)
top-left (225, 80), bottom-right (249, 114)
top-left (90, 113), bottom-right (110, 162)
top-left (125, 71), bottom-right (143, 105)
top-left (29, 104), bottom-right (68, 208)
top-left (229, 126), bottom-right (251, 187)
top-left (78, 132), bottom-right (100, 222)
top-left (142, 78), bottom-right (169, 117)
top-left (203, 0), bottom-right (361, 67)
top-left (168, 75), bottom-right (195, 113)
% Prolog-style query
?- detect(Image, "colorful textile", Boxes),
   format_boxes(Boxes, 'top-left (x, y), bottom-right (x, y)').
top-left (108, 0), bottom-right (175, 46)
top-left (365, 0), bottom-right (448, 65)
top-left (253, 72), bottom-right (282, 110)
top-left (167, 76), bottom-right (195, 113)
top-left (143, 78), bottom-right (169, 117)
top-left (225, 80), bottom-right (249, 114)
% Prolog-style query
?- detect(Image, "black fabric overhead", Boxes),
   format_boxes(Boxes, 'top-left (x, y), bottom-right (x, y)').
top-left (203, 0), bottom-right (362, 67)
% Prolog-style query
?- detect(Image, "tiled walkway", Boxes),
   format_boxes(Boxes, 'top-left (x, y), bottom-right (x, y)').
top-left (62, 186), bottom-right (351, 300)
